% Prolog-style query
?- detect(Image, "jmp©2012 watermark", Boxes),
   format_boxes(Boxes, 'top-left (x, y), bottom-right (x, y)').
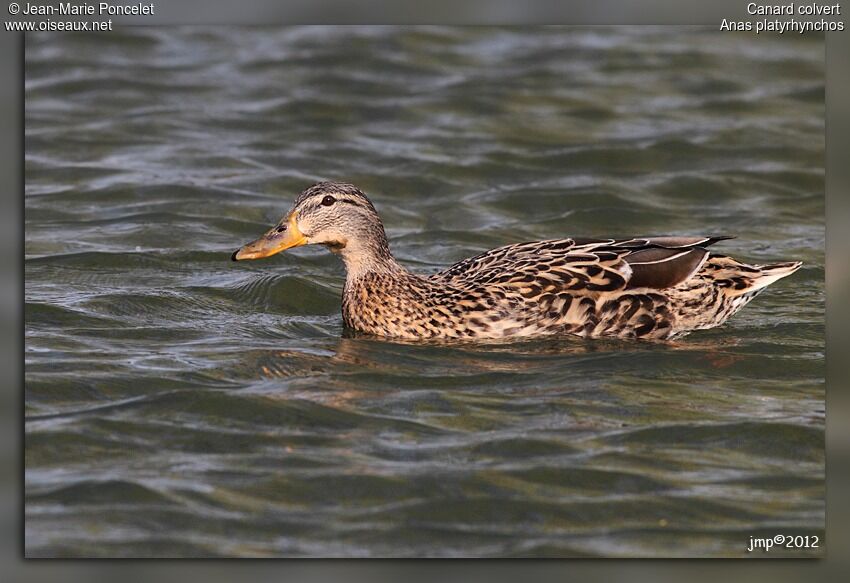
top-left (747, 534), bottom-right (820, 552)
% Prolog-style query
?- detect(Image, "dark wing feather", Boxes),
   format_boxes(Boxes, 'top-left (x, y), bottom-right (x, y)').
top-left (642, 235), bottom-right (733, 248)
top-left (575, 235), bottom-right (733, 250)
top-left (572, 235), bottom-right (730, 288)
top-left (433, 235), bottom-right (730, 293)
top-left (625, 247), bottom-right (709, 289)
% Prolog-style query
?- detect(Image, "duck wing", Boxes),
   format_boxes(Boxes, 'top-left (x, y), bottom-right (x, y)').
top-left (434, 236), bottom-right (732, 293)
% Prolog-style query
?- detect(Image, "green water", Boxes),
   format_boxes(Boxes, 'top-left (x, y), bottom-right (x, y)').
top-left (25, 27), bottom-right (824, 557)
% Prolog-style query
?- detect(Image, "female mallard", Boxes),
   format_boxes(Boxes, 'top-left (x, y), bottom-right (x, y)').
top-left (232, 182), bottom-right (801, 340)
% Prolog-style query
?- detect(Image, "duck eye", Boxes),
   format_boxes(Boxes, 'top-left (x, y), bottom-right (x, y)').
top-left (275, 225), bottom-right (286, 233)
top-left (321, 195), bottom-right (336, 207)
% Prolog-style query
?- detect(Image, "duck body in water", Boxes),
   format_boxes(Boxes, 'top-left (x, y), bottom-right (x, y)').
top-left (232, 182), bottom-right (801, 340)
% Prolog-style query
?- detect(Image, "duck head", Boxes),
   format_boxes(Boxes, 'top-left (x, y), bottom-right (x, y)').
top-left (232, 182), bottom-right (397, 276)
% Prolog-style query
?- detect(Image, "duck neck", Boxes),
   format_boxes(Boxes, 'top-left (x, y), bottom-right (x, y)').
top-left (336, 235), bottom-right (406, 283)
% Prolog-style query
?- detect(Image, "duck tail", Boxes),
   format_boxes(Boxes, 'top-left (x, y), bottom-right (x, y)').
top-left (703, 254), bottom-right (802, 298)
top-left (729, 260), bottom-right (803, 297)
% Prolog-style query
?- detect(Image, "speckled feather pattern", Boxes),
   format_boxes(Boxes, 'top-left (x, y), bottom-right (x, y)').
top-left (341, 236), bottom-right (801, 340)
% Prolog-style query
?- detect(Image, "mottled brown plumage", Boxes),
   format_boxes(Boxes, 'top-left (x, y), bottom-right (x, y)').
top-left (233, 182), bottom-right (802, 340)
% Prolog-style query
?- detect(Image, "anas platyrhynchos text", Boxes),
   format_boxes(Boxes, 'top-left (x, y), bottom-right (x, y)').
top-left (232, 182), bottom-right (802, 340)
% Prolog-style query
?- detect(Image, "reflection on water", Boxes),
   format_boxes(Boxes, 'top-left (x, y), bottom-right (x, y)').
top-left (25, 26), bottom-right (824, 557)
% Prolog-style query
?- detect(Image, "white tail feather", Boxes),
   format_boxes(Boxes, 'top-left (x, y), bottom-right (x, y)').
top-left (743, 261), bottom-right (803, 294)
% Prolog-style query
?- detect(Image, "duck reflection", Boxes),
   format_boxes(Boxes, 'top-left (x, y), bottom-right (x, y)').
top-left (238, 330), bottom-right (746, 388)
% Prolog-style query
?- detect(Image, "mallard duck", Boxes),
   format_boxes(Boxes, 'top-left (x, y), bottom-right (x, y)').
top-left (232, 182), bottom-right (801, 340)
